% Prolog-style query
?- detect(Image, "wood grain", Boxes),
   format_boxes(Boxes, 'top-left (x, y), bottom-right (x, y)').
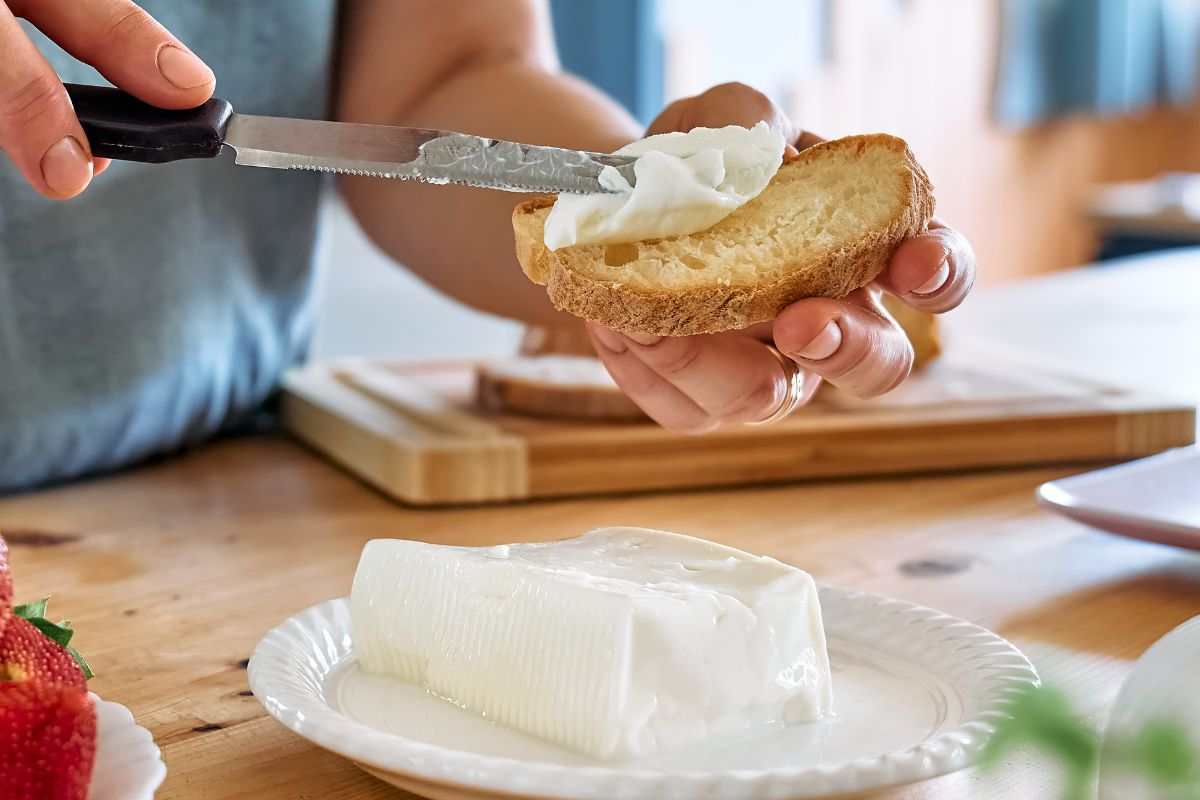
top-left (281, 346), bottom-right (1194, 505)
top-left (283, 367), bottom-right (529, 504)
top-left (5, 439), bottom-right (1200, 800)
top-left (1, 257), bottom-right (1196, 799)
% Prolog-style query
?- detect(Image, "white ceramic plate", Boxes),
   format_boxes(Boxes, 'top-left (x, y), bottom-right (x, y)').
top-left (1038, 445), bottom-right (1200, 550)
top-left (249, 590), bottom-right (1037, 800)
top-left (89, 693), bottom-right (167, 800)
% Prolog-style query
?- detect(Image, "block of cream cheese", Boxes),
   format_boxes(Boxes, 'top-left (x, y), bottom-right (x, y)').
top-left (543, 122), bottom-right (786, 250)
top-left (351, 527), bottom-right (832, 760)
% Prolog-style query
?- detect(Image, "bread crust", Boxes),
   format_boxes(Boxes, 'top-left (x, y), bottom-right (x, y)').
top-left (513, 134), bottom-right (935, 337)
top-left (475, 363), bottom-right (646, 421)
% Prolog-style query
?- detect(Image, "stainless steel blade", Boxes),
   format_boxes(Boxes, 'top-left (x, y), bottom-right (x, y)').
top-left (223, 114), bottom-right (636, 194)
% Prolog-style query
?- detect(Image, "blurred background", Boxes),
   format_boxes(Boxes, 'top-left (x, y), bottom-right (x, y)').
top-left (313, 0), bottom-right (1200, 361)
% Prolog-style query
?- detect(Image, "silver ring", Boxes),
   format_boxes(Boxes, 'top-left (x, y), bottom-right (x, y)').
top-left (748, 346), bottom-right (808, 426)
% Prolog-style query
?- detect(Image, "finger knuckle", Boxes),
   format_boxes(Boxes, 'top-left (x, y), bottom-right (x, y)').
top-left (870, 344), bottom-right (914, 397)
top-left (706, 82), bottom-right (775, 114)
top-left (825, 331), bottom-right (874, 382)
top-left (0, 72), bottom-right (64, 132)
top-left (709, 81), bottom-right (761, 99)
top-left (844, 327), bottom-right (912, 397)
top-left (609, 366), bottom-right (659, 399)
top-left (659, 97), bottom-right (691, 120)
top-left (644, 340), bottom-right (702, 377)
top-left (663, 95), bottom-right (690, 111)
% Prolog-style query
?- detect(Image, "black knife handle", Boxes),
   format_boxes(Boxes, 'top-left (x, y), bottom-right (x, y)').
top-left (65, 83), bottom-right (232, 163)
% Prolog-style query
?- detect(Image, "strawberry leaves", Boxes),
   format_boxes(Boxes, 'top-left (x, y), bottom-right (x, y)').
top-left (11, 600), bottom-right (46, 620)
top-left (12, 599), bottom-right (93, 680)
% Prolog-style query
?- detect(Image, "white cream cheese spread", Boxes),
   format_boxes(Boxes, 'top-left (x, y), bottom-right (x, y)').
top-left (351, 527), bottom-right (833, 760)
top-left (543, 122), bottom-right (787, 250)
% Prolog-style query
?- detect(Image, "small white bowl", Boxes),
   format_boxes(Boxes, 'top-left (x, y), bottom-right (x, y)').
top-left (1100, 615), bottom-right (1200, 800)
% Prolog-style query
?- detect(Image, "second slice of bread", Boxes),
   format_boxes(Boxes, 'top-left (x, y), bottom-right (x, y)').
top-left (476, 356), bottom-right (645, 421)
top-left (514, 134), bottom-right (934, 337)
top-left (880, 294), bottom-right (942, 369)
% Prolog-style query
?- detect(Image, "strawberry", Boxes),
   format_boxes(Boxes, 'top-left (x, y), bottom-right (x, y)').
top-left (0, 534), bottom-right (98, 800)
top-left (0, 616), bottom-right (87, 693)
top-left (0, 537), bottom-right (92, 682)
top-left (0, 678), bottom-right (96, 800)
top-left (0, 536), bottom-right (12, 637)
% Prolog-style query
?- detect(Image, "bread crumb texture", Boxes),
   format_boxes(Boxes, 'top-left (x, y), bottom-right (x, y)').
top-left (513, 134), bottom-right (934, 336)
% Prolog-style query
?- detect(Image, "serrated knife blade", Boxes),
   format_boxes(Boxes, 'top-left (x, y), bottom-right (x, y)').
top-left (224, 115), bottom-right (636, 194)
top-left (64, 82), bottom-right (637, 195)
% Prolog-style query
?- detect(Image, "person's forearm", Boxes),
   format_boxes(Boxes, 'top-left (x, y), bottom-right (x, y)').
top-left (338, 54), bottom-right (639, 326)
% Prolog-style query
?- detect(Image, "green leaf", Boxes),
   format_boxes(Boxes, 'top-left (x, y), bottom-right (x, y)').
top-left (1130, 720), bottom-right (1199, 785)
top-left (981, 685), bottom-right (1099, 800)
top-left (26, 616), bottom-right (75, 648)
top-left (12, 598), bottom-right (48, 619)
top-left (65, 646), bottom-right (94, 681)
top-left (9, 597), bottom-right (94, 680)
top-left (985, 683), bottom-right (1200, 800)
top-left (983, 685), bottom-right (1098, 769)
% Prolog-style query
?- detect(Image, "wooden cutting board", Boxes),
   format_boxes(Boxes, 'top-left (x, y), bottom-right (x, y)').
top-left (280, 342), bottom-right (1196, 506)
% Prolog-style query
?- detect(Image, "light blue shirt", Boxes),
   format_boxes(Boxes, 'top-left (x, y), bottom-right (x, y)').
top-left (0, 1), bottom-right (338, 491)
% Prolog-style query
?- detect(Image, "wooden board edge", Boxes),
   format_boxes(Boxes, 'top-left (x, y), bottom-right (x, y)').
top-left (523, 405), bottom-right (1197, 498)
top-left (280, 368), bottom-right (530, 505)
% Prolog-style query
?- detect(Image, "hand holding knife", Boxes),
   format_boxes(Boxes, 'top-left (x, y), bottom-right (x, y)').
top-left (65, 83), bottom-right (636, 195)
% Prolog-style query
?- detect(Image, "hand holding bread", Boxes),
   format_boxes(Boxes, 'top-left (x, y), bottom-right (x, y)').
top-left (513, 82), bottom-right (975, 433)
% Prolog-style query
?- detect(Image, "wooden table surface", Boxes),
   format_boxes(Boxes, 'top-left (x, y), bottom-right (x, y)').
top-left (2, 250), bottom-right (1198, 800)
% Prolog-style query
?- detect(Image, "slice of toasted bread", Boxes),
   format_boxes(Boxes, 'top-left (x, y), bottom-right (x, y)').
top-left (475, 356), bottom-right (646, 421)
top-left (514, 134), bottom-right (934, 337)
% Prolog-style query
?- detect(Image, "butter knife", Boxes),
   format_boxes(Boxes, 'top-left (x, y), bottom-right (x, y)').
top-left (65, 83), bottom-right (636, 194)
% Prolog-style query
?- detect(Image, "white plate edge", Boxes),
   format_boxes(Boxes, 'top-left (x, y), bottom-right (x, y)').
top-left (247, 590), bottom-right (1040, 798)
top-left (90, 692), bottom-right (167, 800)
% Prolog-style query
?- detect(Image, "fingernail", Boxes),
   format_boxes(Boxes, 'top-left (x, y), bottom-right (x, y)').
top-left (41, 137), bottom-right (92, 197)
top-left (912, 260), bottom-right (950, 295)
top-left (157, 45), bottom-right (215, 90)
top-left (625, 333), bottom-right (661, 346)
top-left (795, 321), bottom-right (842, 361)
top-left (590, 326), bottom-right (627, 353)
